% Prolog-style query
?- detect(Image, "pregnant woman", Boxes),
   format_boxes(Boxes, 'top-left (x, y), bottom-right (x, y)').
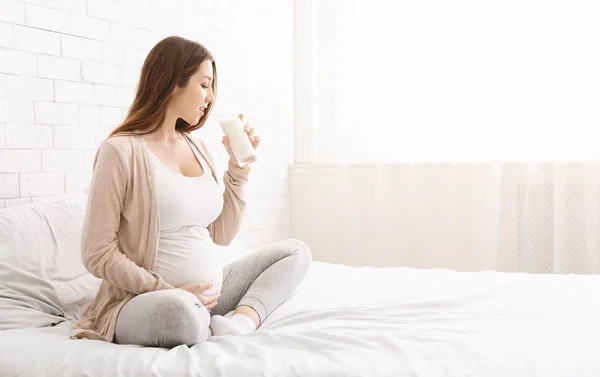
top-left (70, 36), bottom-right (312, 348)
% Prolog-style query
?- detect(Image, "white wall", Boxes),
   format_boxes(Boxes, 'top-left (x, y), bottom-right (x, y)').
top-left (0, 0), bottom-right (295, 248)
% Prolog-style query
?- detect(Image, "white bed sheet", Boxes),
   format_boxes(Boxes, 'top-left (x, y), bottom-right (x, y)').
top-left (2, 261), bottom-right (600, 377)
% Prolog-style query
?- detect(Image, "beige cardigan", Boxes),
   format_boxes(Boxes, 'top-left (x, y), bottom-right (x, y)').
top-left (70, 132), bottom-right (250, 342)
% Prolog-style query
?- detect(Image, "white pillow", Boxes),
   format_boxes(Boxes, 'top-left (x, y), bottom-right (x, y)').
top-left (0, 190), bottom-right (253, 331)
top-left (0, 193), bottom-right (101, 331)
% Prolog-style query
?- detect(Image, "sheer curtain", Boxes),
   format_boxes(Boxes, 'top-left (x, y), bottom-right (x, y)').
top-left (293, 0), bottom-right (600, 273)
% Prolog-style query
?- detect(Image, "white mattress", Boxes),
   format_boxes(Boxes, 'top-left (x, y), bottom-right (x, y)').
top-left (2, 261), bottom-right (600, 377)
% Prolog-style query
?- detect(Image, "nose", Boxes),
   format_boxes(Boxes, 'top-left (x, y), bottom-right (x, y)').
top-left (206, 87), bottom-right (215, 104)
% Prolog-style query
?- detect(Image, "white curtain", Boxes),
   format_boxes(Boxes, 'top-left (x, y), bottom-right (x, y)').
top-left (291, 162), bottom-right (600, 274)
top-left (293, 0), bottom-right (600, 273)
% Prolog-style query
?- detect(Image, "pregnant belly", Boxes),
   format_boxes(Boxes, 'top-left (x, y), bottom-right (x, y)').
top-left (155, 229), bottom-right (223, 296)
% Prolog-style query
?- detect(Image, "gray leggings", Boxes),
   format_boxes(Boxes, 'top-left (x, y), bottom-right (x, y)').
top-left (114, 239), bottom-right (311, 348)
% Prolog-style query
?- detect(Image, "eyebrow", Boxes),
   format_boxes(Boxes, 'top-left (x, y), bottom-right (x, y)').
top-left (202, 76), bottom-right (213, 82)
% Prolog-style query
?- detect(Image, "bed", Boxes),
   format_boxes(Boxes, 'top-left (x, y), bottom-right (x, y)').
top-left (2, 195), bottom-right (600, 376)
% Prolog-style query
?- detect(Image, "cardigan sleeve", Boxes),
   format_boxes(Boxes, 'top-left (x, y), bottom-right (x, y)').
top-left (81, 141), bottom-right (174, 294)
top-left (197, 139), bottom-right (251, 246)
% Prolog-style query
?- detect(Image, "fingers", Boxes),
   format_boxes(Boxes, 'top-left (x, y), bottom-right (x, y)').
top-left (205, 301), bottom-right (219, 310)
top-left (182, 281), bottom-right (213, 293)
top-left (233, 117), bottom-right (260, 150)
top-left (194, 281), bottom-right (213, 291)
top-left (243, 124), bottom-right (259, 147)
top-left (198, 292), bottom-right (220, 306)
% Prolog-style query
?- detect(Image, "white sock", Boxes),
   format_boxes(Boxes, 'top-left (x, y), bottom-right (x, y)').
top-left (210, 311), bottom-right (257, 336)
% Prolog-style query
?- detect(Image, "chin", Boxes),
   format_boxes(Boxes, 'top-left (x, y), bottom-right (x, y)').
top-left (182, 116), bottom-right (201, 126)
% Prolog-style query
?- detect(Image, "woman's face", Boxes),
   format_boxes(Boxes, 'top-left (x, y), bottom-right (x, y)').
top-left (172, 59), bottom-right (215, 125)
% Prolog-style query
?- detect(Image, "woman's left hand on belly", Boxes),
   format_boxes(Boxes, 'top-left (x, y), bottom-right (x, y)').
top-left (179, 281), bottom-right (221, 310)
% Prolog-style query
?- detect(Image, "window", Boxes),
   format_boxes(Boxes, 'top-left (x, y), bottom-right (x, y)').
top-left (294, 0), bottom-right (600, 164)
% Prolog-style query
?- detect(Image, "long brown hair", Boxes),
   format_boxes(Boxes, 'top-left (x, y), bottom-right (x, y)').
top-left (109, 36), bottom-right (217, 137)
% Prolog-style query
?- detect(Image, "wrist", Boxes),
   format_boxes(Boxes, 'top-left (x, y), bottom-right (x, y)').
top-left (228, 158), bottom-right (252, 172)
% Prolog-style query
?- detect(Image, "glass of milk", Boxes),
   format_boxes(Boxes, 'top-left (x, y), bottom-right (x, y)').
top-left (218, 117), bottom-right (257, 167)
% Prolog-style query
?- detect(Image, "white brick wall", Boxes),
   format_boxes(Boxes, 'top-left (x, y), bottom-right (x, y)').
top-left (5, 124), bottom-right (53, 148)
top-left (0, 124), bottom-right (5, 148)
top-left (25, 4), bottom-right (71, 34)
top-left (0, 0), bottom-right (295, 248)
top-left (6, 75), bottom-right (53, 101)
top-left (0, 1), bottom-right (25, 24)
top-left (14, 25), bottom-right (61, 55)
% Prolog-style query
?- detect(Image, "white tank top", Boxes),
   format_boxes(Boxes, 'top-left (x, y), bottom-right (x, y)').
top-left (148, 136), bottom-right (224, 296)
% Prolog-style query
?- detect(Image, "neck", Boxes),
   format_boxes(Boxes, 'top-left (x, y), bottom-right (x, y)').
top-left (154, 111), bottom-right (180, 142)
